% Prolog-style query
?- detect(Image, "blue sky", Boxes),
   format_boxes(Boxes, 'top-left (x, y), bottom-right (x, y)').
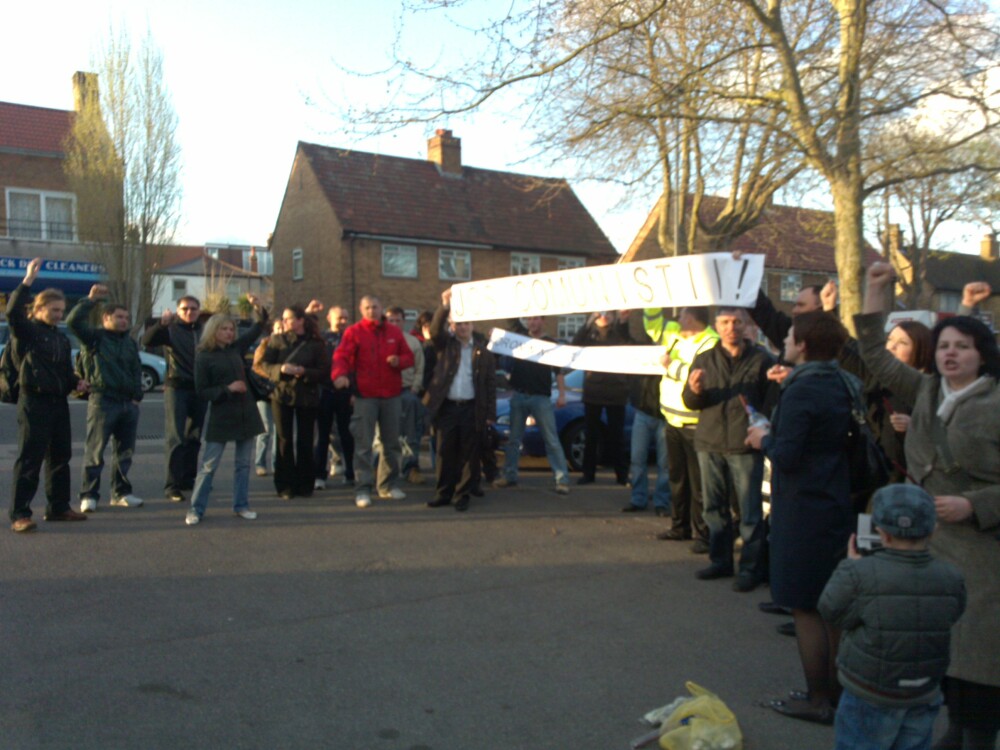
top-left (2, 0), bottom-right (648, 252)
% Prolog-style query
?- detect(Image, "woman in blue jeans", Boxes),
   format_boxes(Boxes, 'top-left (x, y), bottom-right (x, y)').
top-left (186, 303), bottom-right (267, 526)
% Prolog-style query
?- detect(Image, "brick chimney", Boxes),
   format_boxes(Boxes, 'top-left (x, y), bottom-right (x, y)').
top-left (427, 129), bottom-right (462, 176)
top-left (72, 71), bottom-right (99, 113)
top-left (980, 233), bottom-right (998, 261)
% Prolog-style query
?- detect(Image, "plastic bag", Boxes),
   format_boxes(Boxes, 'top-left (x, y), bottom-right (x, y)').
top-left (657, 682), bottom-right (743, 750)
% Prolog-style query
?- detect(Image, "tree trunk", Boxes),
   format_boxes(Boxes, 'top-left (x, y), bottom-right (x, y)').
top-left (830, 175), bottom-right (866, 333)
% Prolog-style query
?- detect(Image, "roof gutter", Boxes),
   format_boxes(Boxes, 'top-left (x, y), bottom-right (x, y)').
top-left (343, 231), bottom-right (492, 251)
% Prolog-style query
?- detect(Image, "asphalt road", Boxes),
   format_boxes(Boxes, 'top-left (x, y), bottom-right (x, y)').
top-left (0, 419), bottom-right (951, 749)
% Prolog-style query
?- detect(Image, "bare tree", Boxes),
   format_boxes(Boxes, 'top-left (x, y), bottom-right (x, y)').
top-left (64, 27), bottom-right (182, 330)
top-left (343, 0), bottom-right (1000, 326)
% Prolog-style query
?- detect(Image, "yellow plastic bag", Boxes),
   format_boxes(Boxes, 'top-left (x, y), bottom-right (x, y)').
top-left (658, 682), bottom-right (743, 750)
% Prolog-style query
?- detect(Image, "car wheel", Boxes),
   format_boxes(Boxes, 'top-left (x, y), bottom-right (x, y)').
top-left (560, 420), bottom-right (590, 473)
top-left (140, 366), bottom-right (157, 393)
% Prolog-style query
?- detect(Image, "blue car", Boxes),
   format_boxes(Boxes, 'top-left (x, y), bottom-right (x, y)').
top-left (494, 369), bottom-right (636, 472)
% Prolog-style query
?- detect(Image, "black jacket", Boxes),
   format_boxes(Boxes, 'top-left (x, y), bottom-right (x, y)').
top-left (682, 340), bottom-right (776, 454)
top-left (423, 304), bottom-right (496, 429)
top-left (571, 317), bottom-right (634, 406)
top-left (67, 298), bottom-right (143, 402)
top-left (143, 318), bottom-right (204, 388)
top-left (5, 283), bottom-right (76, 398)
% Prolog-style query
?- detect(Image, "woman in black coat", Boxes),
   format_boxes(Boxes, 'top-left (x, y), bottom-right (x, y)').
top-left (571, 310), bottom-right (634, 484)
top-left (186, 302), bottom-right (267, 526)
top-left (746, 311), bottom-right (855, 725)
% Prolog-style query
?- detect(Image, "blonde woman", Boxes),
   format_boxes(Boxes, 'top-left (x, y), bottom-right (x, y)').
top-left (186, 302), bottom-right (268, 526)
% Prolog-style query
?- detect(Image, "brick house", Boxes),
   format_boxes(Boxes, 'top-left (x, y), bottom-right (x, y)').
top-left (269, 130), bottom-right (617, 337)
top-left (0, 74), bottom-right (105, 305)
top-left (621, 195), bottom-right (880, 315)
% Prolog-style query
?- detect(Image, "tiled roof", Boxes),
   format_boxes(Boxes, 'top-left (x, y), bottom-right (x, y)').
top-left (924, 250), bottom-right (1000, 292)
top-left (0, 102), bottom-right (73, 155)
top-left (298, 141), bottom-right (616, 257)
top-left (622, 195), bottom-right (881, 271)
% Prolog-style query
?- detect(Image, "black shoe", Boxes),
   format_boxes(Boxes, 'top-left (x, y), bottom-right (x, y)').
top-left (616, 477), bottom-right (629, 486)
top-left (776, 621), bottom-right (796, 637)
top-left (657, 527), bottom-right (691, 541)
top-left (621, 504), bottom-right (646, 513)
top-left (576, 477), bottom-right (595, 485)
top-left (166, 490), bottom-right (185, 503)
top-left (695, 564), bottom-right (734, 580)
top-left (278, 490), bottom-right (294, 501)
top-left (690, 539), bottom-right (710, 554)
top-left (470, 487), bottom-right (484, 498)
top-left (732, 573), bottom-right (762, 593)
top-left (758, 601), bottom-right (792, 616)
top-left (426, 498), bottom-right (451, 508)
top-left (454, 496), bottom-right (470, 512)
top-left (654, 507), bottom-right (670, 517)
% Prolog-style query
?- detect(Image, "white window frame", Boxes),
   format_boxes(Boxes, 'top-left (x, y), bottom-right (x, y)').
top-left (291, 248), bottom-right (304, 281)
top-left (556, 256), bottom-right (584, 270)
top-left (558, 314), bottom-right (587, 341)
top-left (382, 244), bottom-right (418, 278)
top-left (511, 253), bottom-right (540, 275)
top-left (256, 250), bottom-right (273, 276)
top-left (172, 279), bottom-right (188, 301)
top-left (780, 273), bottom-right (801, 303)
top-left (5, 188), bottom-right (77, 241)
top-left (438, 248), bottom-right (472, 281)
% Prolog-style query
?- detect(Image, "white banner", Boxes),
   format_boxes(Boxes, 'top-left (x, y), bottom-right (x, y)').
top-left (451, 252), bottom-right (763, 322)
top-left (487, 328), bottom-right (668, 375)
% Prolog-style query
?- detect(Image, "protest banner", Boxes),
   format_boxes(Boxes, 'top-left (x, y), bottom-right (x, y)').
top-left (487, 329), bottom-right (667, 375)
top-left (450, 252), bottom-right (763, 322)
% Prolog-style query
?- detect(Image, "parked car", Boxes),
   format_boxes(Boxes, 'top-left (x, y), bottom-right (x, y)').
top-left (494, 369), bottom-right (637, 472)
top-left (0, 323), bottom-right (166, 393)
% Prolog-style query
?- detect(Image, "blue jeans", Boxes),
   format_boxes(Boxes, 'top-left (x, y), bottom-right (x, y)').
top-left (834, 690), bottom-right (941, 750)
top-left (80, 395), bottom-right (139, 500)
top-left (697, 451), bottom-right (765, 575)
top-left (629, 411), bottom-right (671, 509)
top-left (190, 439), bottom-right (253, 517)
top-left (254, 399), bottom-right (275, 471)
top-left (503, 392), bottom-right (569, 485)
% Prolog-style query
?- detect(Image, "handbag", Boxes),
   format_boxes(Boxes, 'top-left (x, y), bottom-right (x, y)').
top-left (245, 364), bottom-right (275, 402)
top-left (836, 370), bottom-right (890, 494)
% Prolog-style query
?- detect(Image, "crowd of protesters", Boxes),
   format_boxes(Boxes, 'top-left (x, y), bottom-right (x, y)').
top-left (5, 252), bottom-right (999, 749)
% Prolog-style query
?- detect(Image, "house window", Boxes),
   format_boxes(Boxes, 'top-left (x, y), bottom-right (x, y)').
top-left (226, 280), bottom-right (242, 300)
top-left (511, 253), bottom-right (540, 275)
top-left (206, 248), bottom-right (219, 260)
top-left (382, 244), bottom-right (418, 278)
top-left (557, 257), bottom-right (584, 270)
top-left (6, 189), bottom-right (76, 241)
top-left (780, 273), bottom-right (801, 302)
top-left (242, 250), bottom-right (252, 271)
top-left (292, 248), bottom-right (304, 281)
top-left (938, 291), bottom-right (961, 313)
top-left (439, 249), bottom-right (471, 281)
top-left (172, 279), bottom-right (187, 300)
top-left (256, 250), bottom-right (273, 276)
top-left (558, 314), bottom-right (587, 341)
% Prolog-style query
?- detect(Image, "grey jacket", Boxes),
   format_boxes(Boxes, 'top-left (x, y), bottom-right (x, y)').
top-left (855, 312), bottom-right (1000, 688)
top-left (819, 548), bottom-right (966, 706)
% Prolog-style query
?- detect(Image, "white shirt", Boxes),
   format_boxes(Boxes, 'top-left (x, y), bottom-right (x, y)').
top-left (446, 339), bottom-right (475, 400)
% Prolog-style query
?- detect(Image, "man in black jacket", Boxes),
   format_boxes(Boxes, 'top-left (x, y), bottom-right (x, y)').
top-left (423, 290), bottom-right (496, 512)
top-left (683, 307), bottom-right (775, 592)
top-left (142, 296), bottom-right (205, 502)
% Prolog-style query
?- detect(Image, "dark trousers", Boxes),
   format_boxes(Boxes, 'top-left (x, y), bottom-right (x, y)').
top-left (433, 400), bottom-right (478, 502)
top-left (80, 395), bottom-right (139, 500)
top-left (273, 401), bottom-right (318, 495)
top-left (664, 423), bottom-right (708, 541)
top-left (10, 394), bottom-right (72, 520)
top-left (164, 387), bottom-right (207, 492)
top-left (582, 402), bottom-right (626, 482)
top-left (314, 389), bottom-right (355, 481)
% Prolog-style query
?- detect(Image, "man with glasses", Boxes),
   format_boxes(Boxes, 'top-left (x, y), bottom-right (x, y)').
top-left (143, 296), bottom-right (206, 503)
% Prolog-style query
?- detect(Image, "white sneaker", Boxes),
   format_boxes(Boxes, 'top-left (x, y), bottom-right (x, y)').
top-left (378, 488), bottom-right (406, 500)
top-left (185, 511), bottom-right (200, 526)
top-left (355, 492), bottom-right (372, 508)
top-left (235, 509), bottom-right (257, 520)
top-left (313, 478), bottom-right (326, 490)
top-left (110, 494), bottom-right (144, 508)
top-left (80, 498), bottom-right (98, 513)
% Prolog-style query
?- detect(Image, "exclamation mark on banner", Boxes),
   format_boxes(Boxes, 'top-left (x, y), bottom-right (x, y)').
top-left (735, 259), bottom-right (749, 300)
top-left (712, 259), bottom-right (724, 299)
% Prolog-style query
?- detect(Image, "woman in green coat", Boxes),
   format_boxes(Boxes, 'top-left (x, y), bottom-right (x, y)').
top-left (186, 302), bottom-right (268, 526)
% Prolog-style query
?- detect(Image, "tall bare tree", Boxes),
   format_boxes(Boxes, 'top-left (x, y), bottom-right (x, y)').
top-left (64, 28), bottom-right (182, 329)
top-left (345, 0), bottom-right (1000, 325)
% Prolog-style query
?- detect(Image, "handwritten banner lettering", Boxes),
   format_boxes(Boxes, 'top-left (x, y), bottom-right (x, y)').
top-left (487, 328), bottom-right (668, 375)
top-left (450, 253), bottom-right (763, 322)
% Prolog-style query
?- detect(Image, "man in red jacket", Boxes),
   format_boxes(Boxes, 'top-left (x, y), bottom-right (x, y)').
top-left (331, 295), bottom-right (415, 508)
